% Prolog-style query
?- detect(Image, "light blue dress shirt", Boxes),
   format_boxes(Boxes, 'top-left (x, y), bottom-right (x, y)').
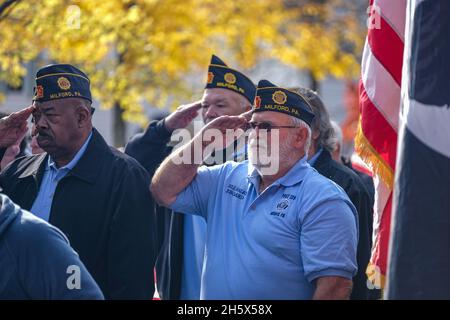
top-left (30, 132), bottom-right (93, 221)
top-left (170, 156), bottom-right (358, 300)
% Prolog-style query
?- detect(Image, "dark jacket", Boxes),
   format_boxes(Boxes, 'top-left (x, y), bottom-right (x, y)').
top-left (343, 158), bottom-right (375, 207)
top-left (0, 193), bottom-right (104, 299)
top-left (0, 128), bottom-right (157, 299)
top-left (125, 120), bottom-right (181, 300)
top-left (312, 149), bottom-right (374, 300)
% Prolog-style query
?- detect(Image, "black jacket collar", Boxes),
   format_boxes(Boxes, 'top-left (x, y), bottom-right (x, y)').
top-left (17, 128), bottom-right (110, 185)
top-left (312, 148), bottom-right (333, 171)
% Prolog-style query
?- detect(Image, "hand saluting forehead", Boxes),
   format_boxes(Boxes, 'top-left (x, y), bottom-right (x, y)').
top-left (0, 105), bottom-right (34, 148)
top-left (203, 115), bottom-right (248, 132)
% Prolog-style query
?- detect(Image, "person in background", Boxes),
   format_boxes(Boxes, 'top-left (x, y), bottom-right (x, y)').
top-left (291, 87), bottom-right (374, 300)
top-left (125, 54), bottom-right (256, 300)
top-left (330, 120), bottom-right (375, 206)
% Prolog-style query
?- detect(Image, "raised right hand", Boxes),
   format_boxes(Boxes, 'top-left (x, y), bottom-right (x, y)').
top-left (199, 115), bottom-right (248, 149)
top-left (0, 105), bottom-right (33, 148)
top-left (164, 100), bottom-right (202, 132)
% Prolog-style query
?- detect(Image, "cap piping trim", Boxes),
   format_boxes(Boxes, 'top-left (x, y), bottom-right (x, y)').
top-left (256, 86), bottom-right (313, 110)
top-left (36, 72), bottom-right (90, 82)
top-left (209, 64), bottom-right (255, 85)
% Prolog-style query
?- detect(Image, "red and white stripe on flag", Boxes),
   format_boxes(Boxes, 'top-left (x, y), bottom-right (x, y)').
top-left (356, 0), bottom-right (407, 289)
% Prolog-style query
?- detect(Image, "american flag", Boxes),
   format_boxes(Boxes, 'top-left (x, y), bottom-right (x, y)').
top-left (356, 0), bottom-right (407, 289)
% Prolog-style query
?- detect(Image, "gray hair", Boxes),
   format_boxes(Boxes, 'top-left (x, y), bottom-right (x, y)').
top-left (289, 116), bottom-right (312, 154)
top-left (289, 87), bottom-right (335, 153)
top-left (330, 120), bottom-right (343, 157)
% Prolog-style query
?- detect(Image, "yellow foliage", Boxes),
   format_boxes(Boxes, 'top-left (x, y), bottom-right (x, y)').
top-left (0, 0), bottom-right (364, 125)
top-left (272, 0), bottom-right (364, 81)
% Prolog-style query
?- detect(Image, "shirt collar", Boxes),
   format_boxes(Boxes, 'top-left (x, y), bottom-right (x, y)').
top-left (48, 131), bottom-right (93, 172)
top-left (247, 155), bottom-right (311, 188)
top-left (307, 147), bottom-right (323, 166)
top-left (247, 161), bottom-right (260, 186)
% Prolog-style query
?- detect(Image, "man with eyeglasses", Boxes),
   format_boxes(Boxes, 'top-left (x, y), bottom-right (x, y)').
top-left (0, 64), bottom-right (157, 299)
top-left (150, 79), bottom-right (358, 299)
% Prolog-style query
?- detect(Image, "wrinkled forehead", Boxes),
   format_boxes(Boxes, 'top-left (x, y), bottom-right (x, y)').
top-left (251, 110), bottom-right (292, 124)
top-left (33, 98), bottom-right (79, 112)
top-left (33, 100), bottom-right (61, 113)
top-left (202, 88), bottom-right (239, 104)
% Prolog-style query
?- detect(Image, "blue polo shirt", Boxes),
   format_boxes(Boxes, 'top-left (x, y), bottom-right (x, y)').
top-left (30, 132), bottom-right (92, 221)
top-left (170, 156), bottom-right (358, 300)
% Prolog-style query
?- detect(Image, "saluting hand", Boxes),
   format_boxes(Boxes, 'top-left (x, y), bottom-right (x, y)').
top-left (0, 105), bottom-right (33, 148)
top-left (164, 101), bottom-right (202, 132)
top-left (239, 109), bottom-right (253, 122)
top-left (199, 115), bottom-right (248, 148)
top-left (203, 114), bottom-right (248, 132)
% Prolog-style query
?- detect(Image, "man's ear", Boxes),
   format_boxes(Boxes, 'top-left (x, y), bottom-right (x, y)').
top-left (293, 127), bottom-right (308, 148)
top-left (76, 106), bottom-right (90, 128)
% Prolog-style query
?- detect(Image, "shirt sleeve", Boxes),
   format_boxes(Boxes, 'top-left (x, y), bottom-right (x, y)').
top-left (300, 198), bottom-right (358, 283)
top-left (169, 164), bottom-right (226, 219)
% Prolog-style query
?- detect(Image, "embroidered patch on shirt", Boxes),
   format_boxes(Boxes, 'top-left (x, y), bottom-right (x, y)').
top-left (225, 184), bottom-right (247, 200)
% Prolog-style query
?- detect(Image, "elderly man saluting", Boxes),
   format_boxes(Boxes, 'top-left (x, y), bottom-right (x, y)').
top-left (0, 64), bottom-right (157, 299)
top-left (151, 79), bottom-right (358, 300)
top-left (126, 54), bottom-right (256, 300)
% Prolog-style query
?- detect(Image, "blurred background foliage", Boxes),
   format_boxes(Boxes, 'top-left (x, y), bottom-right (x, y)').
top-left (0, 0), bottom-right (365, 145)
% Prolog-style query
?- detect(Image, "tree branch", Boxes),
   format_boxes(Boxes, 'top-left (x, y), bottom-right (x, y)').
top-left (0, 0), bottom-right (20, 21)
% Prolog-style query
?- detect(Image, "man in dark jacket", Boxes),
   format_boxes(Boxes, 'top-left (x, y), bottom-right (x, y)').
top-left (291, 87), bottom-right (374, 300)
top-left (125, 55), bottom-right (255, 299)
top-left (0, 64), bottom-right (157, 299)
top-left (0, 193), bottom-right (104, 299)
top-left (330, 120), bottom-right (375, 207)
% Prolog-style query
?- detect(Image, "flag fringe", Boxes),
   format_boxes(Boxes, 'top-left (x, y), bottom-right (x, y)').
top-left (366, 262), bottom-right (386, 290)
top-left (354, 119), bottom-right (394, 190)
top-left (356, 118), bottom-right (392, 289)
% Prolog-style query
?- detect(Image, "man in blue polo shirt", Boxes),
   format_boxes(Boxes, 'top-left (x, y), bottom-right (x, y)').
top-left (151, 79), bottom-right (358, 300)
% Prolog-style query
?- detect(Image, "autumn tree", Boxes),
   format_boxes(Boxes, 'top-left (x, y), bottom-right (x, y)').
top-left (273, 0), bottom-right (366, 91)
top-left (0, 0), bottom-right (365, 146)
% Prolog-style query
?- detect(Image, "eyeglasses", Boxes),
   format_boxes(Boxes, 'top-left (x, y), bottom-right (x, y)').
top-left (247, 121), bottom-right (299, 132)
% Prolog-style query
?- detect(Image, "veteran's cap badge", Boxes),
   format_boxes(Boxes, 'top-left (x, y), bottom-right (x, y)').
top-left (57, 77), bottom-right (71, 90)
top-left (272, 90), bottom-right (287, 105)
top-left (224, 72), bottom-right (236, 84)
